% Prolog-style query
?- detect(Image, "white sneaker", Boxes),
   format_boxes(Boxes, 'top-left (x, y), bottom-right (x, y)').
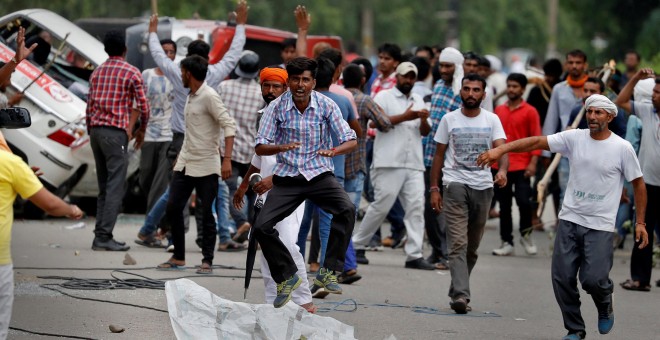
top-left (492, 242), bottom-right (514, 256)
top-left (166, 244), bottom-right (175, 253)
top-left (520, 234), bottom-right (538, 255)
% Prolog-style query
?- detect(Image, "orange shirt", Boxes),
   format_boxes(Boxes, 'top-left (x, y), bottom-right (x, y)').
top-left (493, 101), bottom-right (542, 171)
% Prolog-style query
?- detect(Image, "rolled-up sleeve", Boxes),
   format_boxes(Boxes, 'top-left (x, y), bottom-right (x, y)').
top-left (255, 105), bottom-right (278, 146)
top-left (327, 102), bottom-right (357, 144)
top-left (208, 93), bottom-right (236, 137)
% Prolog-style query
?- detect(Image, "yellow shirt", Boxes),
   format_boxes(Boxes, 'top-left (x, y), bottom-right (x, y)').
top-left (174, 82), bottom-right (236, 177)
top-left (0, 151), bottom-right (43, 264)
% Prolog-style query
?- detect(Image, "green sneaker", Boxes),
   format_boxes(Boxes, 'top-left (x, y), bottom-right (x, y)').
top-left (313, 268), bottom-right (342, 294)
top-left (273, 274), bottom-right (302, 308)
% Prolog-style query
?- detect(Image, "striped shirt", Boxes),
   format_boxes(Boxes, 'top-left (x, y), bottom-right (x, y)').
top-left (423, 79), bottom-right (461, 167)
top-left (255, 91), bottom-right (357, 180)
top-left (86, 57), bottom-right (149, 131)
top-left (218, 77), bottom-right (265, 164)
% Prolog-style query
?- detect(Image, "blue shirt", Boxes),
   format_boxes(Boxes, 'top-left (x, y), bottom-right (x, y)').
top-left (319, 91), bottom-right (356, 180)
top-left (255, 91), bottom-right (357, 180)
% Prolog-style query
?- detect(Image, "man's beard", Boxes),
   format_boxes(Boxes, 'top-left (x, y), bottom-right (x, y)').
top-left (263, 94), bottom-right (276, 104)
top-left (506, 93), bottom-right (521, 102)
top-left (397, 83), bottom-right (413, 95)
top-left (462, 97), bottom-right (482, 109)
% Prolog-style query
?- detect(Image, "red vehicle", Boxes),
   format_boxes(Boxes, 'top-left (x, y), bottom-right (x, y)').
top-left (208, 21), bottom-right (342, 67)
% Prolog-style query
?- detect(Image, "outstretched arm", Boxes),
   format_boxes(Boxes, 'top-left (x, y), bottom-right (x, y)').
top-left (477, 136), bottom-right (550, 167)
top-left (0, 27), bottom-right (37, 85)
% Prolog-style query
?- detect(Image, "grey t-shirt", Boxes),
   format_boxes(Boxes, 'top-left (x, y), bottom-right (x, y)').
top-left (631, 101), bottom-right (660, 186)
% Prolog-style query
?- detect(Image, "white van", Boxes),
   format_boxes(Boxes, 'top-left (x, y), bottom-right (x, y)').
top-left (0, 9), bottom-right (140, 217)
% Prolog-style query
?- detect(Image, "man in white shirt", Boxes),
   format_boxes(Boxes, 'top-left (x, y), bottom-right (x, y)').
top-left (352, 62), bottom-right (435, 270)
top-left (429, 73), bottom-right (508, 314)
top-left (477, 94), bottom-right (649, 340)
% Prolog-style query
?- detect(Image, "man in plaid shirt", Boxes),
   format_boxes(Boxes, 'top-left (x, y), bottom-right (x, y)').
top-left (422, 47), bottom-right (464, 268)
top-left (217, 51), bottom-right (265, 247)
top-left (253, 57), bottom-right (357, 308)
top-left (86, 30), bottom-right (149, 251)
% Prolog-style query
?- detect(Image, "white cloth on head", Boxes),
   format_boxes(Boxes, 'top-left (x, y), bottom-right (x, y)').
top-left (485, 55), bottom-right (502, 72)
top-left (585, 94), bottom-right (618, 116)
top-left (439, 47), bottom-right (464, 95)
top-left (634, 78), bottom-right (655, 104)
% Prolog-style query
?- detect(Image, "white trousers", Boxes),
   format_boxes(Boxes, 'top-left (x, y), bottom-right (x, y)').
top-left (259, 202), bottom-right (312, 305)
top-left (352, 168), bottom-right (425, 260)
top-left (0, 264), bottom-right (13, 340)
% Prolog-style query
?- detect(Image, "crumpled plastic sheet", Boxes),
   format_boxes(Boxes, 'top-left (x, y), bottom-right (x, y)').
top-left (165, 279), bottom-right (356, 340)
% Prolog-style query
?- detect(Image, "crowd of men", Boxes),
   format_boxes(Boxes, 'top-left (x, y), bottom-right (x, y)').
top-left (2, 2), bottom-right (659, 339)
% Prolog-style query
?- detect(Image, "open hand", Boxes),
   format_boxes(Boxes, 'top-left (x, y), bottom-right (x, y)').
top-left (318, 149), bottom-right (335, 157)
top-left (233, 186), bottom-right (246, 210)
top-left (15, 27), bottom-right (38, 63)
top-left (235, 0), bottom-right (249, 25)
top-left (476, 149), bottom-right (501, 167)
top-left (294, 5), bottom-right (311, 31)
top-left (278, 142), bottom-right (301, 152)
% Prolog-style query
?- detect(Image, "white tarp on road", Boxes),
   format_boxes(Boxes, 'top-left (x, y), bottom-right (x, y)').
top-left (165, 279), bottom-right (356, 340)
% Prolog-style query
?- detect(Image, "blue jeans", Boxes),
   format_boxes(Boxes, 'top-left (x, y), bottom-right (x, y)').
top-left (214, 180), bottom-right (234, 244)
top-left (343, 172), bottom-right (365, 271)
top-left (139, 187), bottom-right (169, 237)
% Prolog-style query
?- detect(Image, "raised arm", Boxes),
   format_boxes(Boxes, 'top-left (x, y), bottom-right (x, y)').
top-left (0, 27), bottom-right (37, 85)
top-left (477, 136), bottom-right (550, 167)
top-left (147, 15), bottom-right (182, 85)
top-left (615, 68), bottom-right (655, 113)
top-left (207, 1), bottom-right (248, 87)
top-left (294, 5), bottom-right (310, 57)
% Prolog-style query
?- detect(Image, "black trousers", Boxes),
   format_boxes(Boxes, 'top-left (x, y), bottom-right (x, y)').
top-left (89, 126), bottom-right (128, 241)
top-left (167, 169), bottom-right (218, 264)
top-left (494, 170), bottom-right (533, 244)
top-left (254, 172), bottom-right (355, 283)
top-left (630, 183), bottom-right (659, 286)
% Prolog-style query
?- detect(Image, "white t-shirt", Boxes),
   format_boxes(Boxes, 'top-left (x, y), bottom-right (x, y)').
top-left (631, 101), bottom-right (660, 186)
top-left (548, 129), bottom-right (643, 232)
top-left (434, 108), bottom-right (506, 190)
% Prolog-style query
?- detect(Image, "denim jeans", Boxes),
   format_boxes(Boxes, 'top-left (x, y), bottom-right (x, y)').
top-left (139, 187), bottom-right (169, 237)
top-left (343, 172), bottom-right (365, 271)
top-left (214, 180), bottom-right (234, 244)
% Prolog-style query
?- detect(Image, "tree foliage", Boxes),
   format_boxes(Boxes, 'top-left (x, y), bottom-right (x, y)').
top-left (7, 0), bottom-right (659, 64)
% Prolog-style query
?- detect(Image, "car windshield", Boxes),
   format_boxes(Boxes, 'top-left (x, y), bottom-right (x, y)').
top-left (0, 17), bottom-right (94, 101)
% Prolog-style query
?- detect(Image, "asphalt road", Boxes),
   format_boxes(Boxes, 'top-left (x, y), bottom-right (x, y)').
top-left (7, 209), bottom-right (660, 340)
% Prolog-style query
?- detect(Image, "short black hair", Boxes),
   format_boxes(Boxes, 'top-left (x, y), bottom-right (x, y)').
top-left (543, 58), bottom-right (563, 77)
top-left (506, 73), bottom-right (528, 88)
top-left (281, 38), bottom-right (296, 50)
top-left (409, 56), bottom-right (430, 81)
top-left (319, 48), bottom-right (343, 68)
top-left (585, 76), bottom-right (605, 93)
top-left (464, 51), bottom-right (480, 61)
top-left (187, 40), bottom-right (210, 59)
top-left (180, 55), bottom-right (208, 81)
top-left (0, 61), bottom-right (5, 68)
top-left (103, 30), bottom-right (125, 57)
top-left (350, 57), bottom-right (373, 81)
top-left (415, 45), bottom-right (433, 57)
top-left (625, 50), bottom-right (641, 61)
top-left (160, 38), bottom-right (177, 53)
top-left (314, 57), bottom-right (335, 89)
top-left (461, 73), bottom-right (487, 90)
top-left (342, 64), bottom-right (364, 89)
top-left (656, 77), bottom-right (660, 85)
top-left (566, 49), bottom-right (587, 62)
top-left (377, 43), bottom-right (402, 62)
top-left (478, 56), bottom-right (491, 68)
top-left (286, 57), bottom-right (318, 78)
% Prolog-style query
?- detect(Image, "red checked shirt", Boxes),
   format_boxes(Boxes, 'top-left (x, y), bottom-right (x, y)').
top-left (86, 57), bottom-right (149, 132)
top-left (370, 72), bottom-right (397, 98)
top-left (493, 100), bottom-right (542, 171)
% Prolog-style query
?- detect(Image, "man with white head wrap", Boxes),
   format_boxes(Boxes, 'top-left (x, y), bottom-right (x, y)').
top-left (485, 55), bottom-right (507, 106)
top-left (477, 93), bottom-right (649, 340)
top-left (420, 47), bottom-right (465, 269)
top-left (615, 68), bottom-right (660, 293)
